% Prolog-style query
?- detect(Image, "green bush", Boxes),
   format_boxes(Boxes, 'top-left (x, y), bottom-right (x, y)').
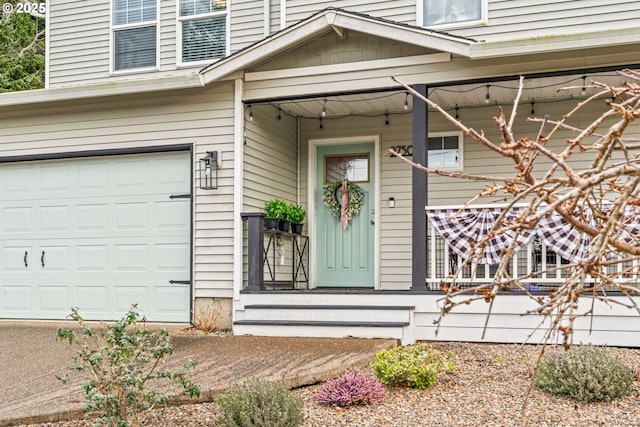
top-left (371, 344), bottom-right (456, 389)
top-left (57, 307), bottom-right (200, 427)
top-left (263, 198), bottom-right (288, 220)
top-left (216, 377), bottom-right (304, 427)
top-left (534, 346), bottom-right (633, 403)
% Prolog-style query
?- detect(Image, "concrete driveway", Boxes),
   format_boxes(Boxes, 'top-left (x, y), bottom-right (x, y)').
top-left (0, 321), bottom-right (396, 426)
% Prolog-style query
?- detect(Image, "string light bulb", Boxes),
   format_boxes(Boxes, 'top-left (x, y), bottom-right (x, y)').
top-left (320, 98), bottom-right (327, 118)
top-left (484, 84), bottom-right (491, 104)
top-left (248, 105), bottom-right (253, 121)
top-left (454, 104), bottom-right (459, 120)
top-left (403, 92), bottom-right (409, 110)
top-left (530, 100), bottom-right (535, 115)
top-left (277, 105), bottom-right (282, 120)
top-left (581, 75), bottom-right (587, 96)
top-left (385, 111), bottom-right (389, 126)
top-left (319, 117), bottom-right (323, 129)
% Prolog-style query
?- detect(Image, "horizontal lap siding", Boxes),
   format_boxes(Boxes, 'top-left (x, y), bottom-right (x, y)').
top-left (230, 0), bottom-right (267, 53)
top-left (285, 1), bottom-right (416, 26)
top-left (300, 114), bottom-right (413, 290)
top-left (0, 83), bottom-right (237, 299)
top-left (49, 1), bottom-right (180, 88)
top-left (452, 0), bottom-right (640, 41)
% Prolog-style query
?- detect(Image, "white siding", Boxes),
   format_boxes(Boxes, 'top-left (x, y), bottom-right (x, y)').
top-left (243, 104), bottom-right (298, 210)
top-left (285, 1), bottom-right (416, 26)
top-left (230, 0), bottom-right (267, 53)
top-left (446, 0), bottom-right (640, 41)
top-left (0, 82), bottom-right (237, 299)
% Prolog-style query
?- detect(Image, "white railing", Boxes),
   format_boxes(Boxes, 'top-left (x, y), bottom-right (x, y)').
top-left (425, 204), bottom-right (635, 292)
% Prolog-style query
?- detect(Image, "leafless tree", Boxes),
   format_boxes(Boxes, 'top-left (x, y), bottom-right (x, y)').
top-left (391, 69), bottom-right (640, 348)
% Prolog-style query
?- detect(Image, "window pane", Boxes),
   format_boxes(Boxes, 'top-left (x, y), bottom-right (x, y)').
top-left (182, 16), bottom-right (226, 62)
top-left (113, 0), bottom-right (156, 24)
top-left (180, 0), bottom-right (226, 16)
top-left (428, 135), bottom-right (460, 169)
top-left (114, 26), bottom-right (156, 70)
top-left (324, 154), bottom-right (369, 183)
top-left (424, 0), bottom-right (481, 26)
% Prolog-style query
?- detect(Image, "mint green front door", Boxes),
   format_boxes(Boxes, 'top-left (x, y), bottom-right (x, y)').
top-left (315, 143), bottom-right (375, 287)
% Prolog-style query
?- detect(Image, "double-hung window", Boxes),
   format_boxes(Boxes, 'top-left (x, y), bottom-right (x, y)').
top-left (422, 0), bottom-right (485, 28)
top-left (178, 0), bottom-right (227, 65)
top-left (428, 132), bottom-right (463, 170)
top-left (112, 0), bottom-right (157, 71)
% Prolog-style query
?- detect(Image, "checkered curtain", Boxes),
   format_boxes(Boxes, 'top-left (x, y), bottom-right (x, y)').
top-left (427, 207), bottom-right (535, 265)
top-left (429, 206), bottom-right (640, 265)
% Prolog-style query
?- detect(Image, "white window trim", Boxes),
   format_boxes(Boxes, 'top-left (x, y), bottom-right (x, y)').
top-left (109, 1), bottom-right (160, 75)
top-left (427, 131), bottom-right (464, 171)
top-left (416, 0), bottom-right (488, 29)
top-left (176, 0), bottom-right (230, 68)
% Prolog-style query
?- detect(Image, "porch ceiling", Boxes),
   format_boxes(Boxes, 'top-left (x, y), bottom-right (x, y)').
top-left (256, 71), bottom-right (625, 119)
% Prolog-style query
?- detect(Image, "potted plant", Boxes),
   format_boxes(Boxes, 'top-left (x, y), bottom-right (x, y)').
top-left (288, 204), bottom-right (307, 235)
top-left (263, 198), bottom-right (286, 229)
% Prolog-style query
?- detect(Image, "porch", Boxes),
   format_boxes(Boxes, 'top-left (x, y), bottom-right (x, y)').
top-left (236, 205), bottom-right (640, 347)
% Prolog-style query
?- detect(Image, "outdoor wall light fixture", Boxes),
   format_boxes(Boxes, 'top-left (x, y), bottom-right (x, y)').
top-left (199, 151), bottom-right (218, 190)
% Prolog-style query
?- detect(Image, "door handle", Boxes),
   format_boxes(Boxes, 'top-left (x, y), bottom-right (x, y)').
top-left (24, 251), bottom-right (28, 268)
top-left (41, 250), bottom-right (45, 268)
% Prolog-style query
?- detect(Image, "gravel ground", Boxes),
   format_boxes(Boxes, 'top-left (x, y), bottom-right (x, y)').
top-left (20, 342), bottom-right (640, 427)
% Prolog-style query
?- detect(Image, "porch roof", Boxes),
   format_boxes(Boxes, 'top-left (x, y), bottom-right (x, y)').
top-left (199, 7), bottom-right (477, 85)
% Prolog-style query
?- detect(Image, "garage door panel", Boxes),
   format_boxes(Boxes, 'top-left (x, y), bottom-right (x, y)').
top-left (3, 207), bottom-right (32, 233)
top-left (0, 151), bottom-right (191, 322)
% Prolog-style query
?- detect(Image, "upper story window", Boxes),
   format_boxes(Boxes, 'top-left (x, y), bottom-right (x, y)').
top-left (179, 0), bottom-right (228, 65)
top-left (112, 0), bottom-right (158, 71)
top-left (428, 132), bottom-right (463, 170)
top-left (422, 0), bottom-right (485, 28)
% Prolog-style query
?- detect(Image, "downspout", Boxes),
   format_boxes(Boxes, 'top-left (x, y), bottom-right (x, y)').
top-left (232, 78), bottom-right (245, 305)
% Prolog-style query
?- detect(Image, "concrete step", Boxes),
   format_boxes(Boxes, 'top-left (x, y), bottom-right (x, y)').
top-left (240, 304), bottom-right (415, 323)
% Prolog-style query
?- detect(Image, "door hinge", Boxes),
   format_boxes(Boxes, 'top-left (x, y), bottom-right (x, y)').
top-left (169, 193), bottom-right (191, 199)
top-left (169, 280), bottom-right (191, 285)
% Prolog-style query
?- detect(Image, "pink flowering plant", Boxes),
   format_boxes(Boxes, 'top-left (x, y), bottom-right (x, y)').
top-left (315, 368), bottom-right (385, 407)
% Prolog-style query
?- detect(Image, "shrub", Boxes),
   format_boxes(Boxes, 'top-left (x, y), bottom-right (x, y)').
top-left (315, 368), bottom-right (385, 407)
top-left (534, 346), bottom-right (633, 403)
top-left (57, 307), bottom-right (200, 427)
top-left (216, 377), bottom-right (304, 427)
top-left (371, 344), bottom-right (456, 389)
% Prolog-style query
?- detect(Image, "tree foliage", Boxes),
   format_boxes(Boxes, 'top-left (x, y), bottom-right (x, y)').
top-left (0, 1), bottom-right (46, 92)
top-left (391, 70), bottom-right (640, 347)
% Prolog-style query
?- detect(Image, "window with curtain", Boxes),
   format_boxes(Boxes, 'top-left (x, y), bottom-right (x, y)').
top-left (179, 0), bottom-right (227, 64)
top-left (112, 0), bottom-right (157, 71)
top-left (428, 133), bottom-right (462, 169)
top-left (423, 0), bottom-right (483, 27)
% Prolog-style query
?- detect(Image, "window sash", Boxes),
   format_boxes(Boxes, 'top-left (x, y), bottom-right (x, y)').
top-left (114, 25), bottom-right (157, 70)
top-left (113, 0), bottom-right (157, 26)
top-left (424, 0), bottom-right (482, 26)
top-left (428, 135), bottom-right (461, 169)
top-left (179, 0), bottom-right (227, 17)
top-left (181, 15), bottom-right (226, 63)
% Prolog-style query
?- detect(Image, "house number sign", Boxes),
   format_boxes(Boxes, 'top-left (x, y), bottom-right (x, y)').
top-left (389, 145), bottom-right (413, 157)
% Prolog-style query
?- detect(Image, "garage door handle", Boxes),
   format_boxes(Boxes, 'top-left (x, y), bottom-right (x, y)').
top-left (24, 251), bottom-right (28, 268)
top-left (41, 250), bottom-right (45, 268)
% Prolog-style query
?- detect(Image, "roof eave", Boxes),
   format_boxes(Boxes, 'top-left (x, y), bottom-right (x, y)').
top-left (200, 9), bottom-right (473, 85)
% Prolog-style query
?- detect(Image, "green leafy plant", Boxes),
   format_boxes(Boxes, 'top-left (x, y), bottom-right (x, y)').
top-left (216, 377), bottom-right (304, 427)
top-left (57, 307), bottom-right (200, 427)
top-left (263, 198), bottom-right (288, 220)
top-left (286, 203), bottom-right (307, 224)
top-left (534, 346), bottom-right (633, 403)
top-left (371, 344), bottom-right (456, 389)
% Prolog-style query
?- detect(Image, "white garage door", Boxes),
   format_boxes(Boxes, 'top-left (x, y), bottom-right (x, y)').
top-left (0, 151), bottom-right (191, 322)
